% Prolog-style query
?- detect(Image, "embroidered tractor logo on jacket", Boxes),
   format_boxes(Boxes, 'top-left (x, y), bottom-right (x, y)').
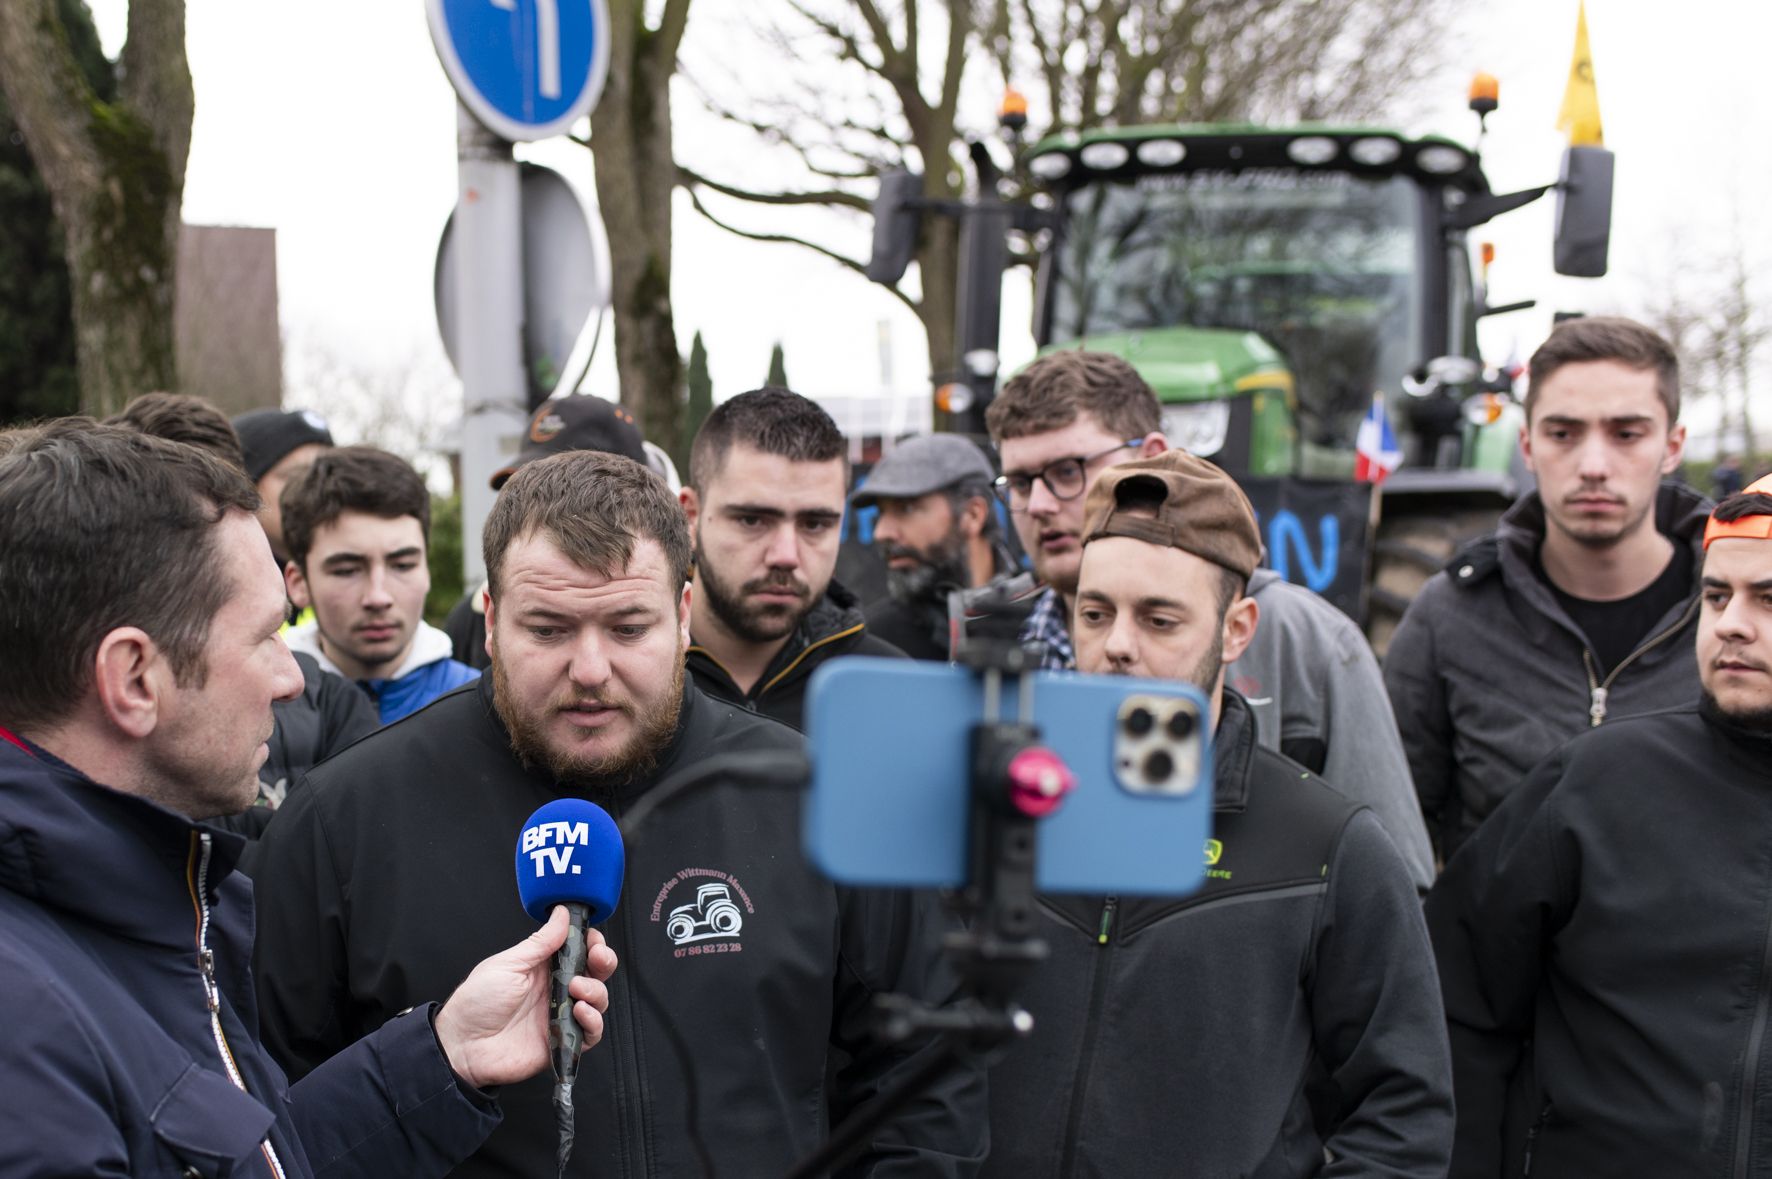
top-left (665, 882), bottom-right (744, 945)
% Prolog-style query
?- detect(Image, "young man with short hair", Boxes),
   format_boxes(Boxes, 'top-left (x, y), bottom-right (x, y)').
top-left (1385, 317), bottom-right (1710, 861)
top-left (280, 446), bottom-right (479, 723)
top-left (681, 387), bottom-right (905, 729)
top-left (852, 433), bottom-right (1014, 660)
top-left (983, 449), bottom-right (1453, 1179)
top-left (250, 450), bottom-right (986, 1179)
top-left (1426, 478), bottom-right (1772, 1177)
top-left (443, 393), bottom-right (653, 670)
top-left (0, 421), bottom-right (613, 1177)
top-left (988, 350), bottom-right (1434, 889)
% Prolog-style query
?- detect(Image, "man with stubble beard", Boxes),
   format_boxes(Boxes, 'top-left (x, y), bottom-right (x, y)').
top-left (249, 450), bottom-right (986, 1179)
top-left (682, 387), bottom-right (906, 730)
top-left (1386, 317), bottom-right (1711, 862)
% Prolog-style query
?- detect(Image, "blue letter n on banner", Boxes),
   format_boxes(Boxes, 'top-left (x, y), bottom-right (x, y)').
top-left (1268, 511), bottom-right (1339, 594)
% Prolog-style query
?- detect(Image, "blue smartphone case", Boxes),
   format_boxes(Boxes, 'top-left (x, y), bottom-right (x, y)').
top-left (804, 657), bottom-right (1213, 896)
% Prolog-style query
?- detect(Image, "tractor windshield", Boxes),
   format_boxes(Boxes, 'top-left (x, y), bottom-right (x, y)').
top-left (1050, 169), bottom-right (1420, 460)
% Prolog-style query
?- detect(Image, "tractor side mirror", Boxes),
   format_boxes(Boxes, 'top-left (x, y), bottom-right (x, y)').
top-left (865, 169), bottom-right (924, 286)
top-left (1553, 146), bottom-right (1613, 278)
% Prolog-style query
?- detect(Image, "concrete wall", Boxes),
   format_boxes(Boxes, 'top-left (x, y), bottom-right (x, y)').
top-left (175, 225), bottom-right (281, 415)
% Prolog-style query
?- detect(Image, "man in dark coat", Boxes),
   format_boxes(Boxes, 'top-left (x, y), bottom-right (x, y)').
top-left (681, 387), bottom-right (905, 730)
top-left (1427, 478), bottom-right (1772, 1178)
top-left (1386, 317), bottom-right (1709, 861)
top-left (983, 450), bottom-right (1454, 1179)
top-left (0, 423), bottom-right (612, 1178)
top-left (250, 450), bottom-right (987, 1179)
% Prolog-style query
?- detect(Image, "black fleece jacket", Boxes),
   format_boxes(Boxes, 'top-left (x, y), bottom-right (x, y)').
top-left (1385, 482), bottom-right (1711, 860)
top-left (1427, 700), bottom-right (1772, 1179)
top-left (983, 690), bottom-right (1454, 1179)
top-left (687, 580), bottom-right (906, 730)
top-left (248, 676), bottom-right (986, 1179)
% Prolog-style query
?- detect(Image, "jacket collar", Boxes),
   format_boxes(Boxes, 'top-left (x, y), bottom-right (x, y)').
top-left (0, 729), bottom-right (246, 950)
top-left (1211, 688), bottom-right (1259, 813)
top-left (688, 580), bottom-right (870, 698)
top-left (1699, 693), bottom-right (1772, 767)
top-left (1495, 481), bottom-right (1712, 639)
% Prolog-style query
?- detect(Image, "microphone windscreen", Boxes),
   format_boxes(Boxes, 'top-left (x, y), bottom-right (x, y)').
top-left (515, 799), bottom-right (625, 924)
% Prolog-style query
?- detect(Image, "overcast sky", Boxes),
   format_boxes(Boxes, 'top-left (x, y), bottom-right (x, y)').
top-left (86, 0), bottom-right (1769, 454)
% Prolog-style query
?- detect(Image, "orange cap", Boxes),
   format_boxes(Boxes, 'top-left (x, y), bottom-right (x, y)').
top-left (1704, 473), bottom-right (1772, 548)
top-left (1469, 72), bottom-right (1500, 103)
top-left (1000, 87), bottom-right (1028, 118)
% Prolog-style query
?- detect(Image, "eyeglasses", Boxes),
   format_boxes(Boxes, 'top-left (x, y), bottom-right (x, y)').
top-left (993, 439), bottom-right (1146, 510)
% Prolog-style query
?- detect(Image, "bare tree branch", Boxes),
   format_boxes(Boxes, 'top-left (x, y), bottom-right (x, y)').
top-left (685, 187), bottom-right (921, 314)
top-left (679, 166), bottom-right (872, 211)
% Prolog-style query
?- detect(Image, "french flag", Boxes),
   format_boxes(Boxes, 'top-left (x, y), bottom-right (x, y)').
top-left (1355, 394), bottom-right (1402, 484)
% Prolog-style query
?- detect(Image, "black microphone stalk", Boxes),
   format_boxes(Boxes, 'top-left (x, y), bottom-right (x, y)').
top-left (551, 901), bottom-right (591, 1179)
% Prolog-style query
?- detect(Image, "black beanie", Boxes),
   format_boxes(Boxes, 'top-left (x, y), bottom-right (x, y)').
top-left (232, 408), bottom-right (335, 482)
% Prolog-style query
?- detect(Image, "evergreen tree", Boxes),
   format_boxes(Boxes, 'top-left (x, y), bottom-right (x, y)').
top-left (685, 331), bottom-right (712, 449)
top-left (766, 341), bottom-right (788, 389)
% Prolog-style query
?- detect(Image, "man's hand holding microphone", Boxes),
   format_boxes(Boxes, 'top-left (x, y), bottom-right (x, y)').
top-left (433, 905), bottom-right (619, 1091)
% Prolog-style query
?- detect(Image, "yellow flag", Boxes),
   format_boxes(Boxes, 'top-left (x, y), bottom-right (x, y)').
top-left (1556, 1), bottom-right (1604, 145)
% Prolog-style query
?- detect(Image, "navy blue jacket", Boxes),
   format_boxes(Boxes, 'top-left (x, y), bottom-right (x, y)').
top-left (0, 728), bottom-right (501, 1178)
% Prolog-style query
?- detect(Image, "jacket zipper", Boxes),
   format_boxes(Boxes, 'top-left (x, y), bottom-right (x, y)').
top-left (1731, 900), bottom-right (1772, 1177)
top-left (1522, 1102), bottom-right (1549, 1175)
top-left (190, 832), bottom-right (288, 1179)
top-left (1580, 594), bottom-right (1702, 726)
top-left (1058, 897), bottom-right (1116, 1179)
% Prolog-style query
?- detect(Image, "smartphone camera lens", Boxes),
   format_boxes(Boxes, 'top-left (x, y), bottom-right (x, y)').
top-left (1167, 709), bottom-right (1196, 740)
top-left (1125, 707), bottom-right (1154, 736)
top-left (1143, 749), bottom-right (1174, 783)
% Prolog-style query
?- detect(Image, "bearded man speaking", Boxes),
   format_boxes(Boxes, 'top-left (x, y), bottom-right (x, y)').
top-left (249, 451), bottom-right (986, 1179)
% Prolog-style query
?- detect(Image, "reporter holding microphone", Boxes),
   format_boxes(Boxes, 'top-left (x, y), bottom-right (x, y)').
top-left (0, 421), bottom-right (615, 1179)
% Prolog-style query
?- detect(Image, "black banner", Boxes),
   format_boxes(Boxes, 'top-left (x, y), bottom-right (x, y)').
top-left (1236, 477), bottom-right (1373, 622)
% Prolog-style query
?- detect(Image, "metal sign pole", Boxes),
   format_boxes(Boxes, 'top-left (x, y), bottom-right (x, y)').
top-left (454, 102), bottom-right (529, 586)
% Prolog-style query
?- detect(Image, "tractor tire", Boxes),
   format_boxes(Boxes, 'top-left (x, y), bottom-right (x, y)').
top-left (1365, 509), bottom-right (1503, 658)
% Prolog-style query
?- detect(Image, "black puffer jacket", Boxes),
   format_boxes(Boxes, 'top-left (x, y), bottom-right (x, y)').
top-left (687, 580), bottom-right (905, 730)
top-left (248, 676), bottom-right (986, 1179)
top-left (983, 690), bottom-right (1454, 1179)
top-left (1384, 483), bottom-right (1710, 859)
top-left (1427, 700), bottom-right (1772, 1178)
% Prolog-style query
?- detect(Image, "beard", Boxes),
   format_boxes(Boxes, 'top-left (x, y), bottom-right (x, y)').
top-left (695, 530), bottom-right (818, 643)
top-left (491, 645), bottom-right (685, 796)
top-left (1703, 687), bottom-right (1772, 734)
top-left (1099, 633), bottom-right (1226, 695)
top-left (882, 523), bottom-right (973, 604)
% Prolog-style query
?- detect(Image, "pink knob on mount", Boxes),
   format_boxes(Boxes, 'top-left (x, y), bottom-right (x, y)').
top-left (1006, 746), bottom-right (1075, 818)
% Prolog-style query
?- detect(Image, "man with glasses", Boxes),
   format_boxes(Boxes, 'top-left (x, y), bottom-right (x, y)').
top-left (988, 351), bottom-right (1434, 891)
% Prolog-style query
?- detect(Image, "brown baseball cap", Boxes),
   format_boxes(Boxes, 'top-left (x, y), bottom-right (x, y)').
top-left (1080, 451), bottom-right (1262, 579)
top-left (491, 394), bottom-right (648, 490)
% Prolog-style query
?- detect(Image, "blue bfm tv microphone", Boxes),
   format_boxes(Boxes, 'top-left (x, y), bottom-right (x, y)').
top-left (515, 799), bottom-right (624, 1179)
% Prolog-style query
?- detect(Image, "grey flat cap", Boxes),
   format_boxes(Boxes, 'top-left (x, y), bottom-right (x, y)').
top-left (851, 434), bottom-right (996, 508)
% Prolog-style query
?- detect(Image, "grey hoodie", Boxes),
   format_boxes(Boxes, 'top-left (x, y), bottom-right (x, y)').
top-left (1384, 482), bottom-right (1710, 861)
top-left (1233, 568), bottom-right (1437, 892)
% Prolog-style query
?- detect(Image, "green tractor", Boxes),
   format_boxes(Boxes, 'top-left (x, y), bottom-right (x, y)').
top-left (866, 93), bottom-right (1614, 652)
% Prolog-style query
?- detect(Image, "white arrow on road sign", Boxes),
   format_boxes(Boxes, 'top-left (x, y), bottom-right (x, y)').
top-left (426, 0), bottom-right (610, 142)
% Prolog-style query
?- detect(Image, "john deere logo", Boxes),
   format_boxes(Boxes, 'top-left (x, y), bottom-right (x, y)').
top-left (530, 412), bottom-right (566, 442)
top-left (1204, 839), bottom-right (1223, 865)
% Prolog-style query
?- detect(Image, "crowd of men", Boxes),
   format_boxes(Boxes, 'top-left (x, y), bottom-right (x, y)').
top-left (2, 313), bottom-right (1770, 1179)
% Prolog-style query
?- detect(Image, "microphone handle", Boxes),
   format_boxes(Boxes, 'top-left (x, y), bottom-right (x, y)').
top-left (550, 901), bottom-right (591, 1178)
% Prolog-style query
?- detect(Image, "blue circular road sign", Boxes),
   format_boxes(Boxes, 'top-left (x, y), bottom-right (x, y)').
top-left (426, 0), bottom-right (611, 142)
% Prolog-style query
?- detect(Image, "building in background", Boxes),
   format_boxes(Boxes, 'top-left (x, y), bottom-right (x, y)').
top-left (175, 225), bottom-right (281, 416)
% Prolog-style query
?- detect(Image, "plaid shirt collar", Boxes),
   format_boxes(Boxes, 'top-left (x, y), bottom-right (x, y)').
top-left (1020, 587), bottom-right (1074, 670)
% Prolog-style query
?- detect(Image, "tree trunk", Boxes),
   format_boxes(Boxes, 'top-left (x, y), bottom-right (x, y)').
top-left (0, 0), bottom-right (191, 416)
top-left (589, 0), bottom-right (689, 463)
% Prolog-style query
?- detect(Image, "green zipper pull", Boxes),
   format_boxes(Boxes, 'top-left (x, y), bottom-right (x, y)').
top-left (1098, 897), bottom-right (1117, 945)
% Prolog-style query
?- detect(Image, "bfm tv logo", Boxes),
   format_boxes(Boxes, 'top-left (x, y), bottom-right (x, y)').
top-left (521, 820), bottom-right (591, 876)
